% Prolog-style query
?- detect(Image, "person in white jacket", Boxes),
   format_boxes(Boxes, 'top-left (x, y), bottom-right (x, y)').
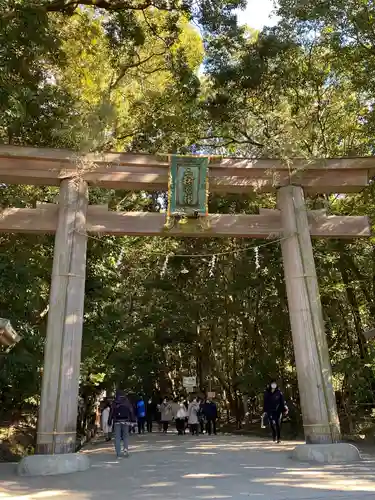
top-left (175, 402), bottom-right (187, 435)
top-left (101, 402), bottom-right (112, 441)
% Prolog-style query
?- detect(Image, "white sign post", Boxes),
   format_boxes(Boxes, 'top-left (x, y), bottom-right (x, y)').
top-left (183, 376), bottom-right (196, 388)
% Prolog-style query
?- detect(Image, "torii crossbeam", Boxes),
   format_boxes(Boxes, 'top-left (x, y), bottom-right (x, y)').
top-left (0, 145), bottom-right (373, 193)
top-left (0, 145), bottom-right (371, 238)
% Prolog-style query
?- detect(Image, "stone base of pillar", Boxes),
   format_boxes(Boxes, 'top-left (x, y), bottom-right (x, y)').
top-left (292, 443), bottom-right (361, 464)
top-left (17, 453), bottom-right (90, 477)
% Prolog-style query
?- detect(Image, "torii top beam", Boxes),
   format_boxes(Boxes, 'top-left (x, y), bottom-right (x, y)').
top-left (0, 146), bottom-right (374, 193)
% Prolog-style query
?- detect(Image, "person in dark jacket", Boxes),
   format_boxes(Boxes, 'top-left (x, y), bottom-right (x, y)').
top-left (202, 398), bottom-right (218, 435)
top-left (108, 390), bottom-right (135, 458)
top-left (146, 398), bottom-right (156, 433)
top-left (263, 381), bottom-right (288, 443)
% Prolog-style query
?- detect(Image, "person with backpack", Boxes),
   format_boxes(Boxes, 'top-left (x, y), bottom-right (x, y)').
top-left (108, 390), bottom-right (135, 458)
top-left (136, 395), bottom-right (146, 434)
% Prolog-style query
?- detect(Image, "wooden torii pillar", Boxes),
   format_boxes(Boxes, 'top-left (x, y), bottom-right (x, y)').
top-left (36, 179), bottom-right (88, 455)
top-left (277, 185), bottom-right (340, 444)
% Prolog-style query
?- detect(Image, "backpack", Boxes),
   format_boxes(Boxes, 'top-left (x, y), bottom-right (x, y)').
top-left (115, 401), bottom-right (131, 421)
top-left (137, 400), bottom-right (146, 418)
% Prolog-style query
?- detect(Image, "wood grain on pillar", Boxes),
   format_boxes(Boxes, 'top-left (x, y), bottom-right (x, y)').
top-left (36, 178), bottom-right (88, 455)
top-left (277, 185), bottom-right (341, 444)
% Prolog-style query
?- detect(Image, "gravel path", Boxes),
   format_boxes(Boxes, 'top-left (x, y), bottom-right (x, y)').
top-left (1, 434), bottom-right (375, 500)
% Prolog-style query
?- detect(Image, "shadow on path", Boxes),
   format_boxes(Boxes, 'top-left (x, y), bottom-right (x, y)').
top-left (1, 434), bottom-right (375, 500)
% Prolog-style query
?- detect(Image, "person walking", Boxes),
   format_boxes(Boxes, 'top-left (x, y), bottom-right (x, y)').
top-left (136, 395), bottom-right (146, 434)
top-left (182, 397), bottom-right (189, 433)
top-left (171, 397), bottom-right (180, 422)
top-left (146, 398), bottom-right (155, 433)
top-left (263, 381), bottom-right (288, 443)
top-left (108, 390), bottom-right (135, 458)
top-left (101, 401), bottom-right (112, 441)
top-left (188, 397), bottom-right (200, 435)
top-left (175, 402), bottom-right (187, 435)
top-left (156, 400), bottom-right (162, 432)
top-left (202, 398), bottom-right (218, 435)
top-left (198, 398), bottom-right (206, 434)
top-left (160, 397), bottom-right (173, 433)
top-left (127, 393), bottom-right (137, 433)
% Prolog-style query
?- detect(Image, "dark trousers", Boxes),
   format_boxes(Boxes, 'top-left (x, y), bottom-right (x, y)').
top-left (162, 421), bottom-right (169, 432)
top-left (176, 418), bottom-right (185, 435)
top-left (206, 418), bottom-right (217, 435)
top-left (147, 419), bottom-right (153, 432)
top-left (199, 419), bottom-right (205, 434)
top-left (268, 412), bottom-right (282, 442)
top-left (190, 423), bottom-right (199, 435)
top-left (138, 417), bottom-right (145, 434)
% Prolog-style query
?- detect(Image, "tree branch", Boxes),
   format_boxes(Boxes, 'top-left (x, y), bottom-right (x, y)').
top-left (141, 9), bottom-right (176, 49)
top-left (195, 134), bottom-right (264, 148)
top-left (111, 49), bottom-right (168, 89)
top-left (46, 0), bottom-right (179, 14)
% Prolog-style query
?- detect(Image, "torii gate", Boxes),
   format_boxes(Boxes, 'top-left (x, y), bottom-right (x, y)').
top-left (1, 146), bottom-right (372, 473)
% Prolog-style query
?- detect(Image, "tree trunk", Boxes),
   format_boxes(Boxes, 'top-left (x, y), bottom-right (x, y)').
top-left (338, 254), bottom-right (367, 359)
